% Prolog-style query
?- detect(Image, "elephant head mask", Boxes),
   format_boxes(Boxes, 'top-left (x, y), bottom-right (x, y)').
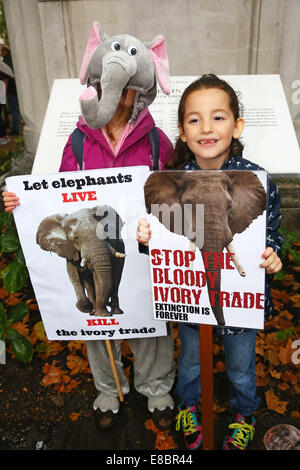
top-left (144, 170), bottom-right (266, 326)
top-left (79, 21), bottom-right (170, 128)
top-left (36, 205), bottom-right (125, 317)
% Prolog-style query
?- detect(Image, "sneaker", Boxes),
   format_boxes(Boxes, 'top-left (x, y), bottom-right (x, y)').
top-left (176, 404), bottom-right (202, 450)
top-left (223, 413), bottom-right (256, 450)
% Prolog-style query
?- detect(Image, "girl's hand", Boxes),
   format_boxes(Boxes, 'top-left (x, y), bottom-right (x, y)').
top-left (137, 218), bottom-right (152, 246)
top-left (260, 247), bottom-right (282, 274)
top-left (2, 191), bottom-right (20, 212)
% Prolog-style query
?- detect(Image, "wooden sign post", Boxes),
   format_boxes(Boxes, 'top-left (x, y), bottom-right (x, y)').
top-left (199, 324), bottom-right (214, 450)
top-left (105, 340), bottom-right (124, 403)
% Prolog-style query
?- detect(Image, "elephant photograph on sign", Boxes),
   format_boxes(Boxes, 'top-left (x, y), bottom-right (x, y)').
top-left (36, 205), bottom-right (125, 317)
top-left (144, 170), bottom-right (267, 326)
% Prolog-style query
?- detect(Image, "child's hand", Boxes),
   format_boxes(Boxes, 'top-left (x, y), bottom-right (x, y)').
top-left (2, 191), bottom-right (20, 212)
top-left (260, 247), bottom-right (282, 274)
top-left (137, 218), bottom-right (152, 246)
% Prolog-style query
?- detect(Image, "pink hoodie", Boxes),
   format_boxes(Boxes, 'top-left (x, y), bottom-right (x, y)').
top-left (59, 109), bottom-right (173, 172)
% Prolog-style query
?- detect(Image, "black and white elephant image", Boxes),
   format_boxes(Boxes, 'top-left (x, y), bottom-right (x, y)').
top-left (36, 205), bottom-right (126, 317)
top-left (79, 21), bottom-right (170, 129)
top-left (144, 170), bottom-right (267, 326)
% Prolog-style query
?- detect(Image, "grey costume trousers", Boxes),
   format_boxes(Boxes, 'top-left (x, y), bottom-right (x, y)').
top-left (86, 329), bottom-right (175, 399)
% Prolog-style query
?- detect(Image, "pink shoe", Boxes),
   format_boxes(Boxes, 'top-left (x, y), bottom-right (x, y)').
top-left (223, 414), bottom-right (256, 450)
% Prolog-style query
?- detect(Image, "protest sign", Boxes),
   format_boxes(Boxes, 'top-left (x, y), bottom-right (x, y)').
top-left (5, 166), bottom-right (167, 341)
top-left (144, 170), bottom-right (268, 330)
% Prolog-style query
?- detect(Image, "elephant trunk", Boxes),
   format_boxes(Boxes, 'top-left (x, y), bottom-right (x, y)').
top-left (204, 255), bottom-right (225, 326)
top-left (80, 54), bottom-right (137, 129)
top-left (201, 226), bottom-right (227, 326)
top-left (88, 242), bottom-right (113, 316)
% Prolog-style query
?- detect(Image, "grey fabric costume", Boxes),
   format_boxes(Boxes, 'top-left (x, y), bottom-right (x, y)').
top-left (86, 331), bottom-right (175, 411)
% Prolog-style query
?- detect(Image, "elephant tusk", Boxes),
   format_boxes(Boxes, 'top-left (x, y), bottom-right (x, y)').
top-left (105, 242), bottom-right (126, 258)
top-left (187, 240), bottom-right (196, 270)
top-left (80, 258), bottom-right (86, 267)
top-left (226, 243), bottom-right (246, 277)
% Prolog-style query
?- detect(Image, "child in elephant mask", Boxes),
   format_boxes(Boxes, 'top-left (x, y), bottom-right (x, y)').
top-left (137, 74), bottom-right (283, 450)
top-left (2, 22), bottom-right (176, 432)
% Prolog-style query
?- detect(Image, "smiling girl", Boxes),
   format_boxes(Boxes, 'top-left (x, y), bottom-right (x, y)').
top-left (137, 74), bottom-right (283, 451)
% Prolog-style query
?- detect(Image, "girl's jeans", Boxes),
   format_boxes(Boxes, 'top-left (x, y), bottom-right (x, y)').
top-left (175, 323), bottom-right (260, 417)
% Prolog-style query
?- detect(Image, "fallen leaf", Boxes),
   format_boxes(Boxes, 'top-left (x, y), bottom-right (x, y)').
top-left (213, 344), bottom-right (221, 355)
top-left (278, 338), bottom-right (294, 365)
top-left (41, 361), bottom-right (66, 387)
top-left (26, 299), bottom-right (40, 311)
top-left (155, 431), bottom-right (177, 450)
top-left (272, 316), bottom-right (295, 331)
top-left (271, 289), bottom-right (290, 303)
top-left (67, 341), bottom-right (85, 353)
top-left (36, 341), bottom-right (65, 359)
top-left (264, 347), bottom-right (280, 366)
top-left (281, 370), bottom-right (297, 385)
top-left (144, 418), bottom-right (177, 450)
top-left (279, 310), bottom-right (294, 321)
top-left (213, 401), bottom-right (226, 414)
top-left (255, 345), bottom-right (265, 357)
top-left (11, 321), bottom-right (30, 339)
top-left (269, 367), bottom-right (281, 379)
top-left (66, 354), bottom-right (89, 375)
top-left (264, 389), bottom-right (288, 414)
top-left (256, 362), bottom-right (270, 387)
top-left (214, 360), bottom-right (226, 373)
top-left (0, 286), bottom-right (8, 299)
top-left (281, 275), bottom-right (300, 291)
top-left (32, 321), bottom-right (47, 341)
top-left (279, 382), bottom-right (290, 391)
top-left (121, 340), bottom-right (133, 360)
top-left (290, 294), bottom-right (300, 308)
top-left (69, 412), bottom-right (80, 421)
top-left (5, 292), bottom-right (23, 306)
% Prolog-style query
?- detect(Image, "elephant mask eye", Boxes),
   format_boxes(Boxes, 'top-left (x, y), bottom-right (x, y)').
top-left (111, 41), bottom-right (121, 51)
top-left (128, 45), bottom-right (137, 56)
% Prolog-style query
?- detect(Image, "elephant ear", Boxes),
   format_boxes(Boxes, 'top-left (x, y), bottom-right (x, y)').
top-left (144, 171), bottom-right (184, 234)
top-left (79, 21), bottom-right (108, 85)
top-left (227, 171), bottom-right (267, 236)
top-left (36, 214), bottom-right (79, 261)
top-left (147, 35), bottom-right (170, 95)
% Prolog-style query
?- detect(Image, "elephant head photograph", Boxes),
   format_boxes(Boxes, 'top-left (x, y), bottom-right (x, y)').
top-left (144, 170), bottom-right (267, 326)
top-left (36, 204), bottom-right (126, 317)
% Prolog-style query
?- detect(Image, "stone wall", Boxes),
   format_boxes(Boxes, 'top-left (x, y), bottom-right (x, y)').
top-left (3, 0), bottom-right (300, 154)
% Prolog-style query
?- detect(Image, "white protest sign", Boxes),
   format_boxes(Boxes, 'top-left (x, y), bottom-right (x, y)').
top-left (6, 166), bottom-right (167, 341)
top-left (32, 75), bottom-right (300, 175)
top-left (145, 170), bottom-right (267, 330)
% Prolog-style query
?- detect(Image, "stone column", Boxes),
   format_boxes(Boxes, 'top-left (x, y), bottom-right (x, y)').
top-left (3, 0), bottom-right (49, 171)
